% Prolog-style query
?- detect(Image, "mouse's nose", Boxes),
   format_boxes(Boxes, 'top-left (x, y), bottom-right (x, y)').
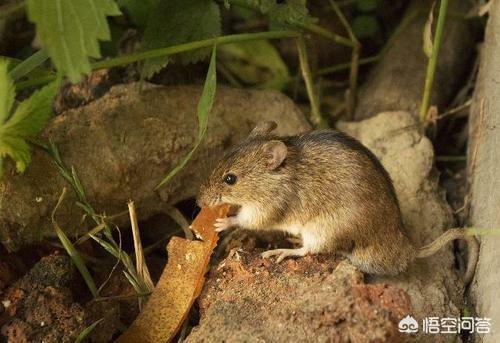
top-left (196, 197), bottom-right (207, 208)
top-left (196, 188), bottom-right (211, 208)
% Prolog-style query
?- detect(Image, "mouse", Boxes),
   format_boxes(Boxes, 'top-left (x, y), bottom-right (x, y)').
top-left (197, 121), bottom-right (479, 283)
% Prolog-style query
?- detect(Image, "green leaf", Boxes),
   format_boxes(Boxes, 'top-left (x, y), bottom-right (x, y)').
top-left (142, 0), bottom-right (221, 78)
top-left (242, 0), bottom-right (317, 29)
top-left (117, 0), bottom-right (159, 28)
top-left (218, 40), bottom-right (289, 89)
top-left (2, 78), bottom-right (59, 137)
top-left (0, 56), bottom-right (21, 71)
top-left (0, 135), bottom-right (31, 174)
top-left (26, 0), bottom-right (121, 83)
top-left (157, 45), bottom-right (217, 188)
top-left (0, 77), bottom-right (60, 174)
top-left (0, 59), bottom-right (15, 124)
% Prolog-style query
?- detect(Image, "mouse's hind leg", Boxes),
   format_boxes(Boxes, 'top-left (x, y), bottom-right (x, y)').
top-left (261, 247), bottom-right (309, 262)
top-left (261, 222), bottom-right (344, 262)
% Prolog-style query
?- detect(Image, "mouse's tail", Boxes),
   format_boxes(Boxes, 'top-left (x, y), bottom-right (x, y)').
top-left (416, 228), bottom-right (479, 284)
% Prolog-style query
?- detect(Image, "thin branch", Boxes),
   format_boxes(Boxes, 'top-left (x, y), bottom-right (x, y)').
top-left (328, 0), bottom-right (361, 118)
top-left (420, 0), bottom-right (450, 122)
top-left (128, 201), bottom-right (154, 293)
top-left (296, 35), bottom-right (325, 128)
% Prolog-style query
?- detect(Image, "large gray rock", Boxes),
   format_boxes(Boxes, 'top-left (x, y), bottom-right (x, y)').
top-left (468, 2), bottom-right (500, 341)
top-left (0, 83), bottom-right (310, 251)
top-left (354, 0), bottom-right (474, 120)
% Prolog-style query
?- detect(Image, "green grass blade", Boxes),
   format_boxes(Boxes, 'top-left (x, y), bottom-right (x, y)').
top-left (156, 44), bottom-right (217, 189)
top-left (123, 270), bottom-right (144, 294)
top-left (9, 49), bottom-right (50, 81)
top-left (75, 318), bottom-right (104, 343)
top-left (419, 0), bottom-right (449, 122)
top-left (52, 189), bottom-right (98, 298)
top-left (196, 45), bottom-right (217, 139)
top-left (54, 223), bottom-right (98, 297)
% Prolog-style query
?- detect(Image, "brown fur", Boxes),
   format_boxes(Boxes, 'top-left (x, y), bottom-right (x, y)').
top-left (197, 122), bottom-right (478, 283)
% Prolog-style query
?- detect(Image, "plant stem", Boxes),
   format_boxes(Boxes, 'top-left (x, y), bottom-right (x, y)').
top-left (328, 0), bottom-right (360, 118)
top-left (317, 55), bottom-right (379, 75)
top-left (420, 0), bottom-right (449, 122)
top-left (297, 35), bottom-right (325, 128)
top-left (297, 22), bottom-right (354, 47)
top-left (92, 31), bottom-right (298, 70)
top-left (258, 55), bottom-right (379, 91)
top-left (15, 31), bottom-right (299, 91)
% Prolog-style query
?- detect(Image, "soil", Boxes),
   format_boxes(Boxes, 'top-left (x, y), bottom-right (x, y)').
top-left (0, 255), bottom-right (121, 343)
top-left (187, 253), bottom-right (412, 343)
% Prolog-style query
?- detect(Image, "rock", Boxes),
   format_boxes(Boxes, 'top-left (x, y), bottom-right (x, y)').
top-left (468, 1), bottom-right (500, 341)
top-left (0, 83), bottom-right (310, 251)
top-left (186, 252), bottom-right (411, 343)
top-left (0, 255), bottom-right (120, 343)
top-left (354, 0), bottom-right (474, 120)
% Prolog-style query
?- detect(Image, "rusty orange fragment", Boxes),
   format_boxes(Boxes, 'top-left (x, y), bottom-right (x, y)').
top-left (115, 204), bottom-right (230, 343)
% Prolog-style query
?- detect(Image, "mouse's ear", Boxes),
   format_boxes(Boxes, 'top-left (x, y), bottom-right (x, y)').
top-left (263, 140), bottom-right (287, 170)
top-left (249, 121), bottom-right (277, 137)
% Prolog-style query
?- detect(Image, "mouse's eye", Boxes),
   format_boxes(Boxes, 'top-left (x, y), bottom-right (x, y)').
top-left (223, 173), bottom-right (237, 185)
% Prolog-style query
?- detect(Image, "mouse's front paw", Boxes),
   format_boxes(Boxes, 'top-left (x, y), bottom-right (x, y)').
top-left (261, 247), bottom-right (308, 263)
top-left (214, 217), bottom-right (237, 232)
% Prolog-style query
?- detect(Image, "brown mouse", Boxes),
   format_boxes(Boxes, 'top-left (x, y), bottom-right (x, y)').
top-left (197, 121), bottom-right (479, 283)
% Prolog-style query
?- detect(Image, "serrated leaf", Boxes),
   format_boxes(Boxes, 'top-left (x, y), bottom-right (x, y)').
top-left (243, 0), bottom-right (317, 29)
top-left (0, 78), bottom-right (60, 175)
top-left (0, 135), bottom-right (31, 172)
top-left (26, 0), bottom-right (121, 83)
top-left (157, 45), bottom-right (217, 188)
top-left (117, 0), bottom-right (159, 28)
top-left (0, 59), bottom-right (15, 124)
top-left (142, 0), bottom-right (221, 78)
top-left (2, 78), bottom-right (59, 137)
